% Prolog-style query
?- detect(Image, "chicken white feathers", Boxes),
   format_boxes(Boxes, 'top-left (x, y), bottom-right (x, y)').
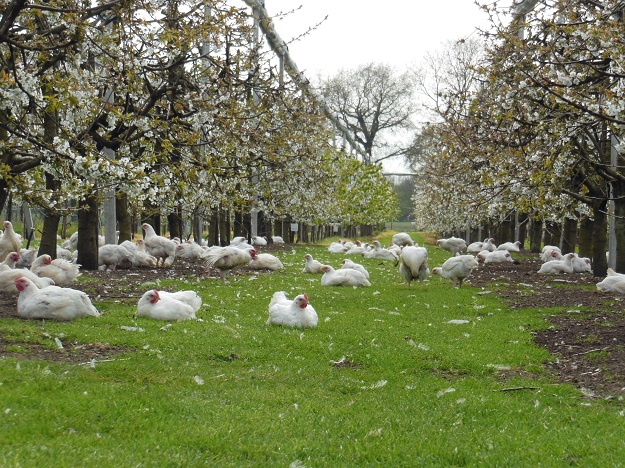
top-left (136, 289), bottom-right (197, 320)
top-left (14, 275), bottom-right (99, 321)
top-left (302, 254), bottom-right (325, 273)
top-left (203, 246), bottom-right (257, 281)
top-left (248, 253), bottom-right (284, 271)
top-left (399, 246), bottom-right (429, 287)
top-left (340, 258), bottom-right (369, 278)
top-left (141, 223), bottom-right (177, 267)
top-left (432, 255), bottom-right (479, 288)
top-left (320, 265), bottom-right (371, 287)
top-left (0, 221), bottom-right (22, 262)
top-left (31, 254), bottom-right (81, 285)
top-left (267, 291), bottom-right (318, 328)
top-left (391, 232), bottom-right (414, 247)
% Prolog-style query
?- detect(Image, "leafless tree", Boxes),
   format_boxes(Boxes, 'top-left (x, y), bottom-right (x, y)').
top-left (321, 63), bottom-right (416, 166)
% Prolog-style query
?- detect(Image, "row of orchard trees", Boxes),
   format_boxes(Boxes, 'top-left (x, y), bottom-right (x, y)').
top-left (0, 0), bottom-right (398, 268)
top-left (409, 0), bottom-right (625, 276)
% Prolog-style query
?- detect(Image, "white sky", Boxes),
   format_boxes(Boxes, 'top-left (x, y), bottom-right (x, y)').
top-left (260, 1), bottom-right (494, 79)
top-left (245, 1), bottom-right (498, 172)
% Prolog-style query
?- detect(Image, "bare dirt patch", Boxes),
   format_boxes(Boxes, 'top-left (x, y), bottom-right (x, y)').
top-left (469, 253), bottom-right (625, 399)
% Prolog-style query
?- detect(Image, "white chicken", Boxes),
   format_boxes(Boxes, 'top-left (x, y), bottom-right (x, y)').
top-left (467, 238), bottom-right (496, 253)
top-left (158, 290), bottom-right (202, 313)
top-left (302, 254), bottom-right (325, 274)
top-left (399, 246), bottom-right (429, 287)
top-left (388, 243), bottom-right (403, 257)
top-left (203, 246), bottom-right (257, 282)
top-left (537, 253), bottom-right (575, 274)
top-left (346, 240), bottom-right (367, 255)
top-left (248, 253), bottom-right (284, 271)
top-left (477, 250), bottom-right (514, 264)
top-left (540, 247), bottom-right (563, 263)
top-left (141, 223), bottom-right (177, 267)
top-left (571, 254), bottom-right (592, 273)
top-left (62, 231), bottom-right (79, 251)
top-left (272, 236), bottom-right (285, 244)
top-left (14, 275), bottom-right (99, 321)
top-left (391, 232), bottom-right (414, 247)
top-left (56, 245), bottom-right (75, 261)
top-left (597, 269), bottom-right (625, 293)
top-left (432, 255), bottom-right (479, 288)
top-left (340, 258), bottom-right (369, 278)
top-left (120, 240), bottom-right (158, 268)
top-left (0, 251), bottom-right (20, 271)
top-left (98, 244), bottom-right (133, 271)
top-left (136, 289), bottom-right (197, 321)
top-left (320, 265), bottom-right (371, 287)
top-left (367, 240), bottom-right (399, 262)
top-left (0, 268), bottom-right (55, 293)
top-left (328, 240), bottom-right (348, 254)
top-left (496, 241), bottom-right (522, 252)
top-left (31, 254), bottom-right (81, 285)
top-left (230, 236), bottom-right (247, 246)
top-left (266, 291), bottom-right (318, 328)
top-left (251, 236), bottom-right (268, 246)
top-left (436, 237), bottom-right (467, 255)
top-left (16, 248), bottom-right (37, 268)
top-left (0, 221), bottom-right (22, 262)
top-left (175, 242), bottom-right (206, 261)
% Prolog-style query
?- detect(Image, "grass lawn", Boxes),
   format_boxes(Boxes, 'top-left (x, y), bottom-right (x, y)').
top-left (1, 232), bottom-right (624, 466)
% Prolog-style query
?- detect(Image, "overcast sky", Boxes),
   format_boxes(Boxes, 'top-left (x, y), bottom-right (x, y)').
top-left (259, 1), bottom-right (495, 79)
top-left (241, 1), bottom-right (502, 172)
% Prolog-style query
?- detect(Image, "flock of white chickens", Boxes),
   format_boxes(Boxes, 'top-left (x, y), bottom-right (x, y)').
top-left (1, 218), bottom-right (623, 327)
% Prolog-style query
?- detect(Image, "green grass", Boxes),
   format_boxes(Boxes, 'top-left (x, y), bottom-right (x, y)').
top-left (1, 232), bottom-right (624, 466)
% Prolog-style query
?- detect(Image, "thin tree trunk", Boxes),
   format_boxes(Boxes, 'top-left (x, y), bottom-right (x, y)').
top-left (167, 206), bottom-right (182, 240)
top-left (116, 192), bottom-right (132, 243)
top-left (142, 202), bottom-right (161, 236)
top-left (77, 192), bottom-right (99, 270)
top-left (528, 218), bottom-right (542, 253)
top-left (577, 215), bottom-right (593, 259)
top-left (561, 218), bottom-right (578, 254)
top-left (220, 210), bottom-right (230, 246)
top-left (192, 206), bottom-right (204, 244)
top-left (613, 179), bottom-right (625, 273)
top-left (517, 213), bottom-right (528, 247)
top-left (207, 210), bottom-right (218, 246)
top-left (38, 173), bottom-right (61, 258)
top-left (591, 201), bottom-right (608, 277)
top-left (234, 211), bottom-right (244, 238)
top-left (242, 212), bottom-right (252, 242)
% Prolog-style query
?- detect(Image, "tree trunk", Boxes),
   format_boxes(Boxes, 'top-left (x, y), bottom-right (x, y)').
top-left (192, 206), bottom-right (204, 244)
top-left (242, 212), bottom-right (252, 243)
top-left (528, 218), bottom-right (543, 253)
top-left (543, 221), bottom-right (561, 247)
top-left (142, 205), bottom-right (161, 236)
top-left (77, 192), bottom-right (99, 270)
top-left (167, 206), bottom-right (183, 240)
top-left (234, 211), bottom-right (244, 238)
top-left (497, 217), bottom-right (513, 245)
top-left (577, 215), bottom-right (593, 259)
top-left (282, 217), bottom-right (291, 243)
top-left (207, 210), bottom-right (218, 246)
top-left (561, 218), bottom-right (578, 254)
top-left (517, 213), bottom-right (529, 247)
top-left (38, 173), bottom-right (61, 258)
top-left (220, 210), bottom-right (230, 246)
top-left (116, 192), bottom-right (132, 243)
top-left (591, 201), bottom-right (608, 277)
top-left (613, 179), bottom-right (625, 273)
